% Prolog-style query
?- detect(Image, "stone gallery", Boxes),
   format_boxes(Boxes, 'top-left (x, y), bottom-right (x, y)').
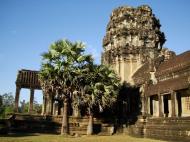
top-left (11, 5), bottom-right (190, 142)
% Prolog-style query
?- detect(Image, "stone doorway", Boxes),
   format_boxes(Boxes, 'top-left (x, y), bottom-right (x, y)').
top-left (163, 94), bottom-right (171, 117)
top-left (149, 95), bottom-right (159, 117)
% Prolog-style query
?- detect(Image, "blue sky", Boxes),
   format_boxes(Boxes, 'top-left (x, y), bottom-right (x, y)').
top-left (0, 0), bottom-right (190, 104)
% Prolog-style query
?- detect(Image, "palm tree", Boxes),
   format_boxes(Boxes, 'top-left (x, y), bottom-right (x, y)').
top-left (39, 39), bottom-right (93, 135)
top-left (71, 63), bottom-right (93, 117)
top-left (77, 64), bottom-right (120, 135)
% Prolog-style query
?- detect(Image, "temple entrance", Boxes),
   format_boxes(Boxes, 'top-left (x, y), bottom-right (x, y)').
top-left (116, 83), bottom-right (140, 123)
top-left (163, 94), bottom-right (171, 117)
top-left (183, 96), bottom-right (190, 116)
top-left (177, 93), bottom-right (182, 117)
top-left (18, 89), bottom-right (43, 114)
top-left (19, 89), bottom-right (30, 113)
top-left (149, 95), bottom-right (159, 117)
top-left (179, 90), bottom-right (190, 117)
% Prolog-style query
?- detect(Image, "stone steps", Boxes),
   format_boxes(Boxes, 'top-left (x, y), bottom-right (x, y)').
top-left (144, 117), bottom-right (190, 142)
top-left (0, 119), bottom-right (9, 134)
top-left (7, 114), bottom-right (114, 136)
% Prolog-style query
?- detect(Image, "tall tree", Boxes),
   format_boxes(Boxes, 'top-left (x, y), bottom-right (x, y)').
top-left (0, 95), bottom-right (3, 118)
top-left (39, 39), bottom-right (93, 135)
top-left (40, 39), bottom-right (120, 135)
top-left (0, 93), bottom-right (14, 118)
top-left (73, 65), bottom-right (120, 135)
top-left (0, 95), bottom-right (2, 107)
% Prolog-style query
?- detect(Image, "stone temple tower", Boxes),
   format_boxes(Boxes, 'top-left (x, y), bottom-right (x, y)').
top-left (102, 5), bottom-right (166, 84)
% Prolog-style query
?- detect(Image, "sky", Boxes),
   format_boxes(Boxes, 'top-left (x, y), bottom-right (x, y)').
top-left (0, 0), bottom-right (190, 104)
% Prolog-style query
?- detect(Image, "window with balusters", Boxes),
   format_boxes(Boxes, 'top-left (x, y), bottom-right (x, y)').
top-left (186, 96), bottom-right (190, 110)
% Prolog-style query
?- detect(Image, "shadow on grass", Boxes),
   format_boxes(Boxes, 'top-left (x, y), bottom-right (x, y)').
top-left (0, 132), bottom-right (40, 137)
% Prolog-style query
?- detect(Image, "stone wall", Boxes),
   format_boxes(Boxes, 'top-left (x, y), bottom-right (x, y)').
top-left (144, 117), bottom-right (190, 142)
top-left (7, 114), bottom-right (114, 136)
top-left (123, 116), bottom-right (190, 142)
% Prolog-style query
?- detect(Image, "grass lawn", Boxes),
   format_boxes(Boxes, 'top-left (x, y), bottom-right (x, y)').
top-left (0, 133), bottom-right (167, 142)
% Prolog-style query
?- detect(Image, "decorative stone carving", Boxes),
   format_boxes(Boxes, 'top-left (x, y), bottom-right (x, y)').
top-left (102, 5), bottom-right (166, 83)
top-left (160, 48), bottom-right (176, 61)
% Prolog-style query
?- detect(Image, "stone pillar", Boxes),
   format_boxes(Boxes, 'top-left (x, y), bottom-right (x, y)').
top-left (115, 56), bottom-right (119, 74)
top-left (118, 56), bottom-right (121, 77)
top-left (158, 94), bottom-right (164, 117)
top-left (120, 56), bottom-right (124, 82)
top-left (53, 102), bottom-right (58, 116)
top-left (147, 97), bottom-right (150, 115)
top-left (15, 86), bottom-right (21, 112)
top-left (144, 97), bottom-right (148, 115)
top-left (47, 94), bottom-right (53, 115)
top-left (130, 56), bottom-right (133, 80)
top-left (42, 95), bottom-right (47, 115)
top-left (73, 106), bottom-right (81, 117)
top-left (152, 98), bottom-right (159, 117)
top-left (46, 97), bottom-right (49, 114)
top-left (171, 91), bottom-right (177, 117)
top-left (141, 95), bottom-right (145, 115)
top-left (29, 88), bottom-right (34, 113)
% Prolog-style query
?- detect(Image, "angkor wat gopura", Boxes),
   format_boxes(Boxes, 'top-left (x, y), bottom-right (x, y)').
top-left (8, 5), bottom-right (190, 142)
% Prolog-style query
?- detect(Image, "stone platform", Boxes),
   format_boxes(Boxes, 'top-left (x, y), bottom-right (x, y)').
top-left (124, 116), bottom-right (190, 142)
top-left (3, 113), bottom-right (114, 136)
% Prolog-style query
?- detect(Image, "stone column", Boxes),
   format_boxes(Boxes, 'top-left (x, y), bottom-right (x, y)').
top-left (140, 86), bottom-right (147, 116)
top-left (41, 95), bottom-right (47, 115)
top-left (118, 56), bottom-right (121, 77)
top-left (46, 97), bottom-right (49, 114)
top-left (53, 102), bottom-right (58, 116)
top-left (144, 97), bottom-right (148, 115)
top-left (120, 56), bottom-right (124, 82)
top-left (152, 99), bottom-right (158, 117)
top-left (15, 86), bottom-right (21, 112)
top-left (158, 94), bottom-right (164, 117)
top-left (141, 95), bottom-right (145, 115)
top-left (47, 94), bottom-right (53, 115)
top-left (171, 91), bottom-right (177, 117)
top-left (147, 97), bottom-right (150, 115)
top-left (115, 56), bottom-right (119, 74)
top-left (72, 106), bottom-right (81, 117)
top-left (130, 56), bottom-right (133, 80)
top-left (29, 88), bottom-right (34, 113)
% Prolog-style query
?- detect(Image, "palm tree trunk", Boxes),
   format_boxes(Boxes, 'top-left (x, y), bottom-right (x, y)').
top-left (61, 98), bottom-right (69, 135)
top-left (87, 111), bottom-right (93, 135)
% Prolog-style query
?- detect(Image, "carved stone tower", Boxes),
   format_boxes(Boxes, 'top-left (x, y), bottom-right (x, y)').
top-left (102, 5), bottom-right (166, 84)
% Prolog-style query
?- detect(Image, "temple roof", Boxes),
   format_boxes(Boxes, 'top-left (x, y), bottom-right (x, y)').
top-left (132, 50), bottom-right (190, 86)
top-left (156, 51), bottom-right (190, 76)
top-left (145, 75), bottom-right (190, 96)
top-left (16, 69), bottom-right (41, 89)
top-left (132, 62), bottom-right (150, 85)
